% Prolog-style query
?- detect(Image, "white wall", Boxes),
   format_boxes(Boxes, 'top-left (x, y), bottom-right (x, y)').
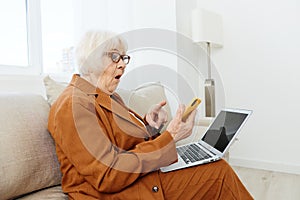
top-left (73, 0), bottom-right (177, 41)
top-left (73, 0), bottom-right (179, 112)
top-left (176, 0), bottom-right (300, 174)
top-left (175, 0), bottom-right (207, 115)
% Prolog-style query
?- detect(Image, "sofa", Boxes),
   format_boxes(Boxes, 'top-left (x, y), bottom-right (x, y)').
top-left (0, 76), bottom-right (212, 199)
top-left (0, 93), bottom-right (67, 199)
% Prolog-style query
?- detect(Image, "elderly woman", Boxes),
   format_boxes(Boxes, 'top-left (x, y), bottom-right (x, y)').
top-left (48, 30), bottom-right (253, 200)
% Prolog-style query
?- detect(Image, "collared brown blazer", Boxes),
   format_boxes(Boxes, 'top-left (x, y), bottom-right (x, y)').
top-left (48, 74), bottom-right (177, 199)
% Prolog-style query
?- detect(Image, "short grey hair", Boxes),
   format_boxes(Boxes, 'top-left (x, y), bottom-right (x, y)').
top-left (75, 30), bottom-right (128, 76)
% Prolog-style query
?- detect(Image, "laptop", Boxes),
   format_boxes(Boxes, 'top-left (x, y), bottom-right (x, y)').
top-left (160, 108), bottom-right (252, 172)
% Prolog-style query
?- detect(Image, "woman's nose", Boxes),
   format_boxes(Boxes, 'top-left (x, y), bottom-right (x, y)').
top-left (116, 59), bottom-right (126, 69)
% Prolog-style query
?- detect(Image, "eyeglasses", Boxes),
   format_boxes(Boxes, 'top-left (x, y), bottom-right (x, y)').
top-left (106, 52), bottom-right (130, 65)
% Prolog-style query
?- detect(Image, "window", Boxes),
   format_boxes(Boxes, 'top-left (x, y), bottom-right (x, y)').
top-left (40, 0), bottom-right (75, 74)
top-left (0, 0), bottom-right (28, 66)
top-left (0, 0), bottom-right (42, 75)
top-left (0, 0), bottom-right (75, 75)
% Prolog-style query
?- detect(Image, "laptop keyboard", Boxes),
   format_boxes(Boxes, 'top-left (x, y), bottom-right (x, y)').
top-left (177, 143), bottom-right (212, 164)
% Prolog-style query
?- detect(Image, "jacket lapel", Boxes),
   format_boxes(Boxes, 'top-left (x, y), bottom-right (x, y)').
top-left (70, 74), bottom-right (148, 134)
top-left (95, 92), bottom-right (147, 133)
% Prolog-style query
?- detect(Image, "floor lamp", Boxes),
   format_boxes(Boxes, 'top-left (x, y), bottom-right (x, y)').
top-left (191, 8), bottom-right (223, 117)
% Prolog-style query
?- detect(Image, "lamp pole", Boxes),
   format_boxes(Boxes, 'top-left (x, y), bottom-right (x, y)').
top-left (204, 42), bottom-right (216, 117)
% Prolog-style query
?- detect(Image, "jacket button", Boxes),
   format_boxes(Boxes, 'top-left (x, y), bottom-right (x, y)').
top-left (152, 186), bottom-right (159, 193)
top-left (144, 137), bottom-right (149, 141)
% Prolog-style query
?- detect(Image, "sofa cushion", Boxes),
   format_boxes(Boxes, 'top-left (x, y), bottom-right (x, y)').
top-left (16, 185), bottom-right (67, 200)
top-left (43, 75), bottom-right (68, 105)
top-left (117, 82), bottom-right (172, 120)
top-left (0, 94), bottom-right (62, 200)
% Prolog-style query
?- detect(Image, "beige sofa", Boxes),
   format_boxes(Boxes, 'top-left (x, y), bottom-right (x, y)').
top-left (0, 93), bottom-right (67, 199)
top-left (0, 77), bottom-right (212, 199)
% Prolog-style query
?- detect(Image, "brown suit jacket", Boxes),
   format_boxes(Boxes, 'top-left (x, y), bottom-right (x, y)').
top-left (48, 74), bottom-right (177, 199)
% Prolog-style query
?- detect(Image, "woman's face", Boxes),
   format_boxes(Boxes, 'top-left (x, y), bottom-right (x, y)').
top-left (96, 49), bottom-right (128, 95)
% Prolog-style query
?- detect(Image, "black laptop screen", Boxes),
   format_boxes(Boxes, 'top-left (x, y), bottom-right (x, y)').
top-left (201, 110), bottom-right (248, 153)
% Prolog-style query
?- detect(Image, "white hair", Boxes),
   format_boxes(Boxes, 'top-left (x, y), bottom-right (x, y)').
top-left (75, 30), bottom-right (128, 76)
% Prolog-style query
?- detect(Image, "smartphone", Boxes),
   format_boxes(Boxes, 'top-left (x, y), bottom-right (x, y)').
top-left (182, 97), bottom-right (201, 122)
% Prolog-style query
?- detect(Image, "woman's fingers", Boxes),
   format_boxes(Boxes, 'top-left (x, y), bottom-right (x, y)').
top-left (158, 100), bottom-right (167, 107)
top-left (152, 100), bottom-right (167, 113)
top-left (146, 101), bottom-right (168, 129)
top-left (186, 109), bottom-right (197, 124)
top-left (167, 105), bottom-right (197, 142)
top-left (174, 104), bottom-right (185, 122)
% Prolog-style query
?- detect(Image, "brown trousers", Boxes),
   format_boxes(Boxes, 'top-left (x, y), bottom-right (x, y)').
top-left (69, 159), bottom-right (253, 200)
top-left (158, 159), bottom-right (253, 200)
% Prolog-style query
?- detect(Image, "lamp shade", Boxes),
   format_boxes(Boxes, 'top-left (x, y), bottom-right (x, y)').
top-left (191, 8), bottom-right (223, 48)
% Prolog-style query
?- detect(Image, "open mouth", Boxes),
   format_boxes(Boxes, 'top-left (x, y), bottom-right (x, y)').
top-left (115, 75), bottom-right (122, 80)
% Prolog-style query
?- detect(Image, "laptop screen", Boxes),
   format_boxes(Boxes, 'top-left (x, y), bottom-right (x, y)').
top-left (201, 110), bottom-right (249, 153)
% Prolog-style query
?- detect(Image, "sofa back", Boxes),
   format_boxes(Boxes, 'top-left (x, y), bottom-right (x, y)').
top-left (0, 94), bottom-right (62, 199)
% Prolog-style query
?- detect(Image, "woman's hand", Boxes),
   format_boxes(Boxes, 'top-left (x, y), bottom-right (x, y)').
top-left (166, 104), bottom-right (196, 143)
top-left (146, 100), bottom-right (168, 129)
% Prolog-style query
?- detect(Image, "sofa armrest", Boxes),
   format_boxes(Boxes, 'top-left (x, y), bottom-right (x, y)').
top-left (194, 117), bottom-right (214, 127)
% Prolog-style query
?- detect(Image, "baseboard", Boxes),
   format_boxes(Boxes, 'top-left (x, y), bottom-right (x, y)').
top-left (229, 157), bottom-right (300, 175)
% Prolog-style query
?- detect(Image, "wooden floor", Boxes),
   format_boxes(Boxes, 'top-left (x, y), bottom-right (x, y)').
top-left (232, 166), bottom-right (300, 200)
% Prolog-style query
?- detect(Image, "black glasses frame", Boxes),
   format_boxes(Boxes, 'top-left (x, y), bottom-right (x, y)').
top-left (106, 52), bottom-right (130, 65)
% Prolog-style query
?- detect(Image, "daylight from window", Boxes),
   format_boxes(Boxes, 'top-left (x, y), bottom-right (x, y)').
top-left (0, 0), bottom-right (75, 74)
top-left (41, 0), bottom-right (75, 74)
top-left (0, 0), bottom-right (28, 67)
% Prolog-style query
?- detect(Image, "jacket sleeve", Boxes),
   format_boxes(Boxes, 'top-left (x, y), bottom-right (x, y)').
top-left (51, 95), bottom-right (178, 193)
